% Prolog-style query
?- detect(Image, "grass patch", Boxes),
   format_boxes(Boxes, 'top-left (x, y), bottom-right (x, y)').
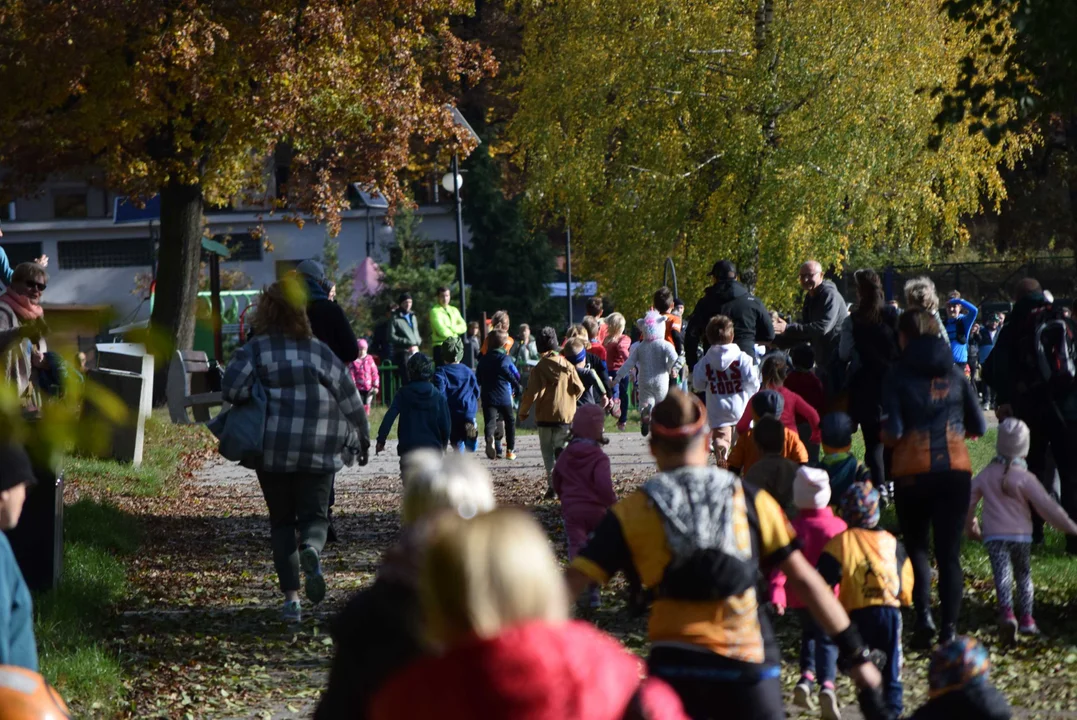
top-left (64, 409), bottom-right (214, 496)
top-left (33, 411), bottom-right (212, 714)
top-left (35, 500), bottom-right (139, 715)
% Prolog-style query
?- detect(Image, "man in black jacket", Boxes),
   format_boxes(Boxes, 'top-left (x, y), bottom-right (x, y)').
top-left (773, 260), bottom-right (849, 372)
top-left (685, 260), bottom-right (774, 370)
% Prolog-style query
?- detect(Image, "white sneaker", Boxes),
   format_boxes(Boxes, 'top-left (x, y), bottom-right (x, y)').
top-left (793, 680), bottom-right (815, 710)
top-left (820, 686), bottom-right (841, 720)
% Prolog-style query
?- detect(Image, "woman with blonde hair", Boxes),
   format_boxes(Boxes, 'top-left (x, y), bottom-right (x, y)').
top-left (904, 276), bottom-right (950, 344)
top-left (370, 508), bottom-right (688, 720)
top-left (218, 281), bottom-right (370, 623)
top-left (314, 451), bottom-right (495, 720)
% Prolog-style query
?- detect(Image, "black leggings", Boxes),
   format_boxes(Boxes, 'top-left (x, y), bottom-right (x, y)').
top-left (483, 404), bottom-right (515, 451)
top-left (893, 471), bottom-right (971, 632)
top-left (858, 419), bottom-right (893, 491)
top-left (648, 647), bottom-right (784, 720)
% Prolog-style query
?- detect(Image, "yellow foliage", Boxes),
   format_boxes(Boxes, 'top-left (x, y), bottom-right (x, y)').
top-left (513, 0), bottom-right (1029, 315)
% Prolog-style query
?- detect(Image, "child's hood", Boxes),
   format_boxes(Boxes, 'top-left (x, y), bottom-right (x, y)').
top-left (403, 381), bottom-right (443, 409)
top-left (705, 343), bottom-right (750, 372)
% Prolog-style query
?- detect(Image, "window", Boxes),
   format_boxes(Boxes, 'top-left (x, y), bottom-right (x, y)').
top-left (54, 192), bottom-right (88, 219)
top-left (0, 202), bottom-right (13, 221)
top-left (275, 166), bottom-right (290, 202)
top-left (206, 233), bottom-right (262, 262)
top-left (58, 238), bottom-right (153, 269)
top-left (4, 242), bottom-right (42, 267)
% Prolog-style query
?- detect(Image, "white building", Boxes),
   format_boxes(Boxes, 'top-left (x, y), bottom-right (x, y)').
top-left (1, 179), bottom-right (469, 323)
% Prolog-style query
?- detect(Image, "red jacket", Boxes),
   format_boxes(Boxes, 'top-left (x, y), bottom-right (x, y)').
top-left (370, 621), bottom-right (687, 720)
top-left (604, 335), bottom-right (632, 372)
top-left (737, 386), bottom-right (821, 443)
top-left (784, 370), bottom-right (824, 416)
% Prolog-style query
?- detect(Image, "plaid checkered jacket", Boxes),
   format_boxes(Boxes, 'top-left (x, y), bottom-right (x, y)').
top-left (221, 334), bottom-right (370, 473)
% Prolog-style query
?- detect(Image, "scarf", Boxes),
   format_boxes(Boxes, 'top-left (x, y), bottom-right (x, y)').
top-left (642, 466), bottom-right (749, 562)
top-left (0, 290), bottom-right (44, 321)
top-left (303, 274), bottom-right (330, 302)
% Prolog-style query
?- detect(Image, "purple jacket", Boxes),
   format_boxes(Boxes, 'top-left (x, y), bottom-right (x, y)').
top-left (552, 439), bottom-right (616, 513)
top-left (771, 508), bottom-right (846, 609)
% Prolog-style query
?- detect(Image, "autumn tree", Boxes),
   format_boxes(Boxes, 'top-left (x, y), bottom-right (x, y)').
top-left (512, 0), bottom-right (1026, 315)
top-left (0, 0), bottom-right (493, 378)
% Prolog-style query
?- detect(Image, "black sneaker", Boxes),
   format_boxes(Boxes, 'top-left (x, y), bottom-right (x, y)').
top-left (543, 487), bottom-right (556, 501)
top-left (326, 521), bottom-right (338, 545)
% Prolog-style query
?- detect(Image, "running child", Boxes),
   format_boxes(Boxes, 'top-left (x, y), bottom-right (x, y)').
top-left (736, 353), bottom-right (820, 451)
top-left (743, 416), bottom-right (801, 511)
top-left (729, 390), bottom-right (809, 475)
top-left (786, 345), bottom-right (825, 461)
top-left (909, 637), bottom-right (1012, 720)
top-left (433, 337), bottom-right (480, 453)
top-left (692, 314), bottom-right (759, 465)
top-left (476, 329), bottom-right (522, 460)
top-left (819, 413), bottom-right (873, 504)
top-left (818, 483), bottom-right (913, 717)
top-left (349, 338), bottom-right (381, 415)
top-left (966, 417), bottom-right (1077, 642)
top-left (551, 405), bottom-right (616, 609)
top-left (376, 353), bottom-right (451, 467)
top-left (603, 312), bottom-right (633, 430)
top-left (611, 310), bottom-right (679, 437)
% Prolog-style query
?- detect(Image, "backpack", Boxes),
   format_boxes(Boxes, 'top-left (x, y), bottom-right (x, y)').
top-left (208, 374), bottom-right (267, 468)
top-left (1019, 304), bottom-right (1077, 393)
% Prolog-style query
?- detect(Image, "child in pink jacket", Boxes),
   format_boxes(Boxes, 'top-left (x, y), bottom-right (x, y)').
top-left (552, 404), bottom-right (615, 608)
top-left (967, 418), bottom-right (1077, 642)
top-left (349, 339), bottom-right (380, 415)
top-left (771, 467), bottom-right (847, 713)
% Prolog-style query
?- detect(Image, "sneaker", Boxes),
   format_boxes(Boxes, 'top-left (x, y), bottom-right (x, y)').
top-left (282, 599), bottom-right (302, 623)
top-left (819, 686), bottom-right (841, 720)
top-left (793, 680), bottom-right (815, 710)
top-left (505, 450), bottom-right (517, 460)
top-left (299, 545), bottom-right (326, 604)
top-left (543, 487), bottom-right (556, 501)
top-left (640, 408), bottom-right (651, 437)
top-left (1019, 616), bottom-right (1039, 635)
top-left (485, 436), bottom-right (496, 459)
top-left (617, 422), bottom-right (626, 431)
top-left (1000, 610), bottom-right (1018, 645)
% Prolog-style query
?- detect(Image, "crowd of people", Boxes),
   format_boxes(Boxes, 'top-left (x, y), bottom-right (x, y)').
top-left (2, 246), bottom-right (1075, 719)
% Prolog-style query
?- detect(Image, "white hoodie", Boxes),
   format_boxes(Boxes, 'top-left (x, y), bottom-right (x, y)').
top-left (692, 343), bottom-right (760, 428)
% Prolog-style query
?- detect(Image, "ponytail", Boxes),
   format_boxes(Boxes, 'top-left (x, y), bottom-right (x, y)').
top-left (1000, 459), bottom-right (1015, 498)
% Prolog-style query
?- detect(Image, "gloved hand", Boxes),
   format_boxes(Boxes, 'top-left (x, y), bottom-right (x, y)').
top-left (856, 684), bottom-right (894, 720)
top-left (358, 441), bottom-right (370, 466)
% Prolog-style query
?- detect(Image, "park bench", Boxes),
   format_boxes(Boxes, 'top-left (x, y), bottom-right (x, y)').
top-left (167, 350), bottom-right (224, 424)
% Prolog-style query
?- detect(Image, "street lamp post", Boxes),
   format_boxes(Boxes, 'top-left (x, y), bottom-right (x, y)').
top-left (443, 159), bottom-right (466, 319)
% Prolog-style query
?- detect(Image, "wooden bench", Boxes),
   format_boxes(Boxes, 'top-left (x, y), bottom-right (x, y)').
top-left (167, 350), bottom-right (224, 424)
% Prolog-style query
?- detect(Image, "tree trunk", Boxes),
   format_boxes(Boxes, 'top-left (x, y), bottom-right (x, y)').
top-left (150, 180), bottom-right (204, 405)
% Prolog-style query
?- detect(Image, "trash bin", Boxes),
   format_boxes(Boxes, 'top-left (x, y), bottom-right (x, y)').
top-left (4, 460), bottom-right (63, 592)
top-left (79, 343), bottom-right (155, 466)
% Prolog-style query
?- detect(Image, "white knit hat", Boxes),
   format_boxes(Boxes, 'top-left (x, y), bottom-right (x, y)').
top-left (793, 466), bottom-right (832, 510)
top-left (997, 417), bottom-right (1031, 461)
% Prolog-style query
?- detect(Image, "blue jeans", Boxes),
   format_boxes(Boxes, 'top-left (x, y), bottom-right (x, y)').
top-left (449, 415), bottom-right (477, 453)
top-left (796, 609), bottom-right (837, 684)
top-left (615, 376), bottom-right (630, 424)
top-left (850, 606), bottom-right (903, 715)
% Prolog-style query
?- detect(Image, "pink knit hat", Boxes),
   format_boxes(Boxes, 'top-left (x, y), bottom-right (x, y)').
top-left (572, 405), bottom-right (606, 441)
top-left (357, 338), bottom-right (369, 351)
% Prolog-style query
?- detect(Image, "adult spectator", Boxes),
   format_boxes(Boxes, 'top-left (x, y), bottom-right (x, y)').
top-left (685, 260), bottom-right (773, 368)
top-left (388, 293), bottom-right (422, 384)
top-left (369, 509), bottom-right (687, 720)
top-left (976, 314), bottom-right (1001, 409)
top-left (220, 282), bottom-right (370, 623)
top-left (0, 262), bottom-right (49, 400)
top-left (838, 268), bottom-right (901, 489)
top-left (882, 308), bottom-right (986, 648)
top-left (943, 291), bottom-right (978, 371)
top-left (429, 286), bottom-right (467, 367)
top-left (585, 296), bottom-right (609, 344)
top-left (903, 277), bottom-right (950, 344)
top-left (296, 260), bottom-right (359, 365)
top-left (314, 451), bottom-right (495, 720)
top-left (772, 260), bottom-right (849, 377)
top-left (983, 278), bottom-right (1077, 552)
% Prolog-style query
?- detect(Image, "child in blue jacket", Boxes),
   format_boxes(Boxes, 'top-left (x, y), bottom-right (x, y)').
top-left (434, 337), bottom-right (480, 453)
top-left (476, 330), bottom-right (522, 460)
top-left (0, 443), bottom-right (39, 670)
top-left (376, 353), bottom-right (451, 468)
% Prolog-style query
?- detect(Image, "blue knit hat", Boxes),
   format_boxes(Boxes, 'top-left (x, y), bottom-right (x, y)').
top-left (751, 389), bottom-right (785, 419)
top-left (821, 412), bottom-right (854, 450)
top-left (928, 637), bottom-right (990, 699)
top-left (839, 483), bottom-right (880, 528)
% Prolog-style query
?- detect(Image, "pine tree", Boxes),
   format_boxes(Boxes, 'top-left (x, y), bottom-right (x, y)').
top-left (463, 142), bottom-right (560, 328)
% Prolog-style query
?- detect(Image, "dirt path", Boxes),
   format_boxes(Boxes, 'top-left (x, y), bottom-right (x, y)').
top-left (113, 426), bottom-right (1075, 719)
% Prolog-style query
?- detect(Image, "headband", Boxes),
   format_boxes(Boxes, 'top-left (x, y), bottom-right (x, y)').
top-left (564, 347), bottom-right (587, 364)
top-left (650, 394), bottom-right (708, 439)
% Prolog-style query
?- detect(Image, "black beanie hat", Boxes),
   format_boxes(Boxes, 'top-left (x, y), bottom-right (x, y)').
top-left (537, 327), bottom-right (559, 353)
top-left (0, 444), bottom-right (36, 492)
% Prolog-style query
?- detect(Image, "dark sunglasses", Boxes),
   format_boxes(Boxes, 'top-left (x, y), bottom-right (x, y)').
top-left (23, 281), bottom-right (46, 292)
